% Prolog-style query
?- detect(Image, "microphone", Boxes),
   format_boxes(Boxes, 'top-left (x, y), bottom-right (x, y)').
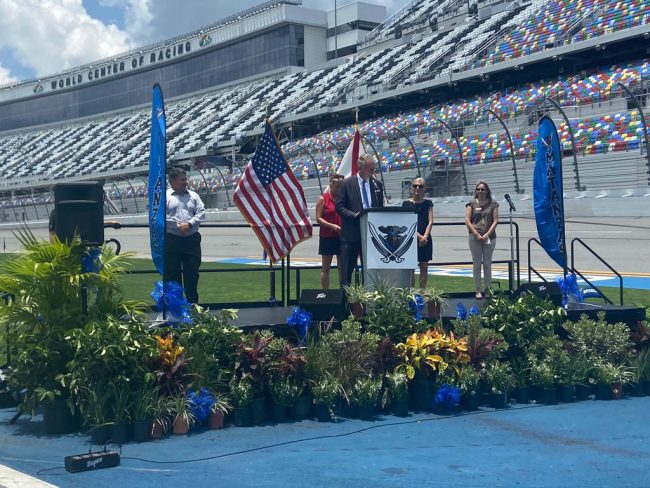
top-left (504, 194), bottom-right (516, 212)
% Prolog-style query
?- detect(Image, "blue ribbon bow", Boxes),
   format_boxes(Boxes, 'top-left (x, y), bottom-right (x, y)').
top-left (434, 383), bottom-right (461, 413)
top-left (151, 280), bottom-right (192, 325)
top-left (456, 302), bottom-right (467, 320)
top-left (410, 294), bottom-right (425, 321)
top-left (555, 273), bottom-right (582, 308)
top-left (81, 247), bottom-right (102, 273)
top-left (287, 306), bottom-right (312, 345)
top-left (187, 387), bottom-right (215, 423)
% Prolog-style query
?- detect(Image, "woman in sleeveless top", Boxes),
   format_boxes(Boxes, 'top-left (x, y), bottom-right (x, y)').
top-left (465, 180), bottom-right (499, 299)
top-left (402, 177), bottom-right (434, 290)
top-left (316, 174), bottom-right (344, 289)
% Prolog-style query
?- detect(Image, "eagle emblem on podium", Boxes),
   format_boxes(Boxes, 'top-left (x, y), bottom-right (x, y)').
top-left (368, 223), bottom-right (416, 263)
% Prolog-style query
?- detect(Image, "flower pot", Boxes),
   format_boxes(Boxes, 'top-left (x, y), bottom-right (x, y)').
top-left (538, 387), bottom-right (557, 405)
top-left (357, 405), bottom-right (376, 420)
top-left (151, 418), bottom-right (167, 439)
top-left (132, 420), bottom-right (152, 442)
top-left (611, 382), bottom-right (623, 400)
top-left (314, 403), bottom-right (332, 422)
top-left (340, 401), bottom-right (358, 419)
top-left (90, 424), bottom-right (110, 445)
top-left (289, 393), bottom-right (312, 420)
top-left (173, 415), bottom-right (190, 435)
top-left (575, 383), bottom-right (592, 401)
top-left (43, 399), bottom-right (79, 434)
top-left (462, 392), bottom-right (480, 411)
top-left (270, 402), bottom-right (287, 423)
top-left (556, 384), bottom-right (575, 403)
top-left (208, 411), bottom-right (225, 430)
top-left (234, 407), bottom-right (252, 427)
top-left (391, 398), bottom-right (409, 417)
top-left (410, 380), bottom-right (435, 412)
top-left (626, 382), bottom-right (645, 398)
top-left (595, 383), bottom-right (612, 401)
top-left (111, 422), bottom-right (129, 444)
top-left (250, 396), bottom-right (265, 424)
top-left (489, 392), bottom-right (507, 409)
top-left (350, 302), bottom-right (365, 319)
top-left (433, 403), bottom-right (453, 415)
top-left (512, 386), bottom-right (530, 405)
top-left (644, 380), bottom-right (650, 396)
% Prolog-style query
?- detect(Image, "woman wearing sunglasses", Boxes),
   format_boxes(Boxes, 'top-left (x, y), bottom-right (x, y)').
top-left (465, 180), bottom-right (499, 299)
top-left (402, 177), bottom-right (434, 290)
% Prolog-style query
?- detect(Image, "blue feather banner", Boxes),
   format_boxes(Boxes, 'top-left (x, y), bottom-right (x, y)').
top-left (533, 116), bottom-right (567, 269)
top-left (149, 84), bottom-right (166, 277)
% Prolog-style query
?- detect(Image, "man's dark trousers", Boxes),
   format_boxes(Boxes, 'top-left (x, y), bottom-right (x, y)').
top-left (164, 232), bottom-right (201, 304)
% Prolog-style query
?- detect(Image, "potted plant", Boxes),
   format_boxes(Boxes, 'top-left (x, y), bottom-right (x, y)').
top-left (349, 375), bottom-right (381, 420)
top-left (168, 394), bottom-right (194, 435)
top-left (312, 377), bottom-right (340, 422)
top-left (230, 379), bottom-right (254, 427)
top-left (484, 361), bottom-right (515, 409)
top-left (422, 286), bottom-right (446, 321)
top-left (458, 366), bottom-right (481, 411)
top-left (150, 395), bottom-right (171, 440)
top-left (343, 283), bottom-right (373, 319)
top-left (529, 361), bottom-right (557, 405)
top-left (627, 349), bottom-right (649, 397)
top-left (109, 379), bottom-right (133, 444)
top-left (208, 393), bottom-right (231, 430)
top-left (385, 372), bottom-right (409, 417)
top-left (268, 377), bottom-right (301, 423)
top-left (510, 357), bottom-right (530, 404)
top-left (590, 361), bottom-right (633, 400)
top-left (233, 332), bottom-right (273, 424)
top-left (131, 385), bottom-right (158, 442)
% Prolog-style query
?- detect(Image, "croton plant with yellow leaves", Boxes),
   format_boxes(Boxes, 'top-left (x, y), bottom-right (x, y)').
top-left (395, 329), bottom-right (470, 381)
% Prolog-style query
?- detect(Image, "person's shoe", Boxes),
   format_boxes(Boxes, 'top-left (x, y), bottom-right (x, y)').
top-left (475, 292), bottom-right (483, 299)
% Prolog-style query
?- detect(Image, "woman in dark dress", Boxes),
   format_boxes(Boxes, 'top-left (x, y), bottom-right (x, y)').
top-left (316, 174), bottom-right (344, 289)
top-left (402, 177), bottom-right (434, 290)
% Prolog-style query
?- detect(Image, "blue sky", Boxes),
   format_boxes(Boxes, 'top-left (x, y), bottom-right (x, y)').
top-left (0, 0), bottom-right (408, 85)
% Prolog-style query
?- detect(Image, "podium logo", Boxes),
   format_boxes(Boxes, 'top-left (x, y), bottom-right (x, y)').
top-left (368, 223), bottom-right (416, 263)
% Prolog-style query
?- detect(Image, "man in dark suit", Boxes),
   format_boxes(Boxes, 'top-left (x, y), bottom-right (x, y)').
top-left (335, 154), bottom-right (385, 287)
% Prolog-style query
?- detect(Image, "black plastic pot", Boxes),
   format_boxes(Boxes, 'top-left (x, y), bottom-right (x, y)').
top-left (595, 383), bottom-right (612, 401)
top-left (557, 384), bottom-right (575, 403)
top-left (575, 383), bottom-right (592, 401)
top-left (489, 392), bottom-right (507, 409)
top-left (132, 420), bottom-right (152, 443)
top-left (644, 380), bottom-right (650, 396)
top-left (270, 402), bottom-right (287, 423)
top-left (250, 396), bottom-right (265, 424)
top-left (626, 382), bottom-right (645, 397)
top-left (43, 399), bottom-right (79, 434)
top-left (289, 393), bottom-right (312, 420)
top-left (410, 380), bottom-right (435, 412)
top-left (538, 387), bottom-right (557, 405)
top-left (512, 386), bottom-right (530, 404)
top-left (234, 407), bottom-right (252, 427)
top-left (391, 398), bottom-right (409, 417)
top-left (462, 392), bottom-right (480, 411)
top-left (357, 405), bottom-right (376, 420)
top-left (90, 424), bottom-right (110, 445)
top-left (111, 422), bottom-right (129, 445)
top-left (314, 403), bottom-right (332, 422)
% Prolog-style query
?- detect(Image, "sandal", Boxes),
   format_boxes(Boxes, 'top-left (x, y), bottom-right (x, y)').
top-left (475, 292), bottom-right (483, 300)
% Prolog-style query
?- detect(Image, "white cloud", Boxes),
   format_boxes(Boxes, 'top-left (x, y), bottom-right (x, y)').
top-left (0, 64), bottom-right (18, 84)
top-left (0, 0), bottom-right (133, 77)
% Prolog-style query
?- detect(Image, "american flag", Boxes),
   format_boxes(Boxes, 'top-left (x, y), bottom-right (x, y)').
top-left (234, 120), bottom-right (312, 262)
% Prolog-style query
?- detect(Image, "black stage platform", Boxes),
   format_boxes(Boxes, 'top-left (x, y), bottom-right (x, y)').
top-left (224, 295), bottom-right (645, 332)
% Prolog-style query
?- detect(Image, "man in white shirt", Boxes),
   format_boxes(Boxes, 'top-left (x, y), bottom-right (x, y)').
top-left (165, 167), bottom-right (205, 303)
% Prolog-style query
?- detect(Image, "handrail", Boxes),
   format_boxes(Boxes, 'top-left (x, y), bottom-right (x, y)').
top-left (571, 237), bottom-right (622, 305)
top-left (527, 237), bottom-right (554, 283)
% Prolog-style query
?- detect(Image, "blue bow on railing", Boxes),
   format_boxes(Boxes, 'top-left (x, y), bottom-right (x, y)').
top-left (555, 273), bottom-right (582, 308)
top-left (81, 247), bottom-right (102, 273)
top-left (410, 294), bottom-right (425, 321)
top-left (287, 306), bottom-right (312, 345)
top-left (468, 306), bottom-right (480, 317)
top-left (151, 280), bottom-right (192, 325)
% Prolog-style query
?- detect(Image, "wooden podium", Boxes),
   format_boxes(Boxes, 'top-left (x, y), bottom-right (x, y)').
top-left (360, 207), bottom-right (418, 290)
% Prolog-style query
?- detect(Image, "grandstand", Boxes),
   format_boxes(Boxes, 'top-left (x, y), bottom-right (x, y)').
top-left (0, 0), bottom-right (648, 223)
